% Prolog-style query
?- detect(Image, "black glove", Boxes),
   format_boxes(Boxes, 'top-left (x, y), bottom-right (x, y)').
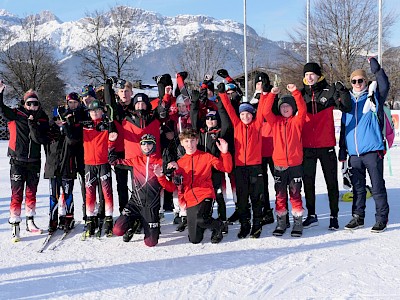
top-left (108, 148), bottom-right (118, 165)
top-left (262, 83), bottom-right (271, 93)
top-left (177, 71), bottom-right (188, 80)
top-left (107, 76), bottom-right (118, 85)
top-left (217, 69), bottom-right (229, 78)
top-left (172, 174), bottom-right (183, 185)
top-left (191, 90), bottom-right (200, 102)
top-left (96, 121), bottom-right (108, 132)
top-left (335, 81), bottom-right (346, 91)
top-left (217, 83), bottom-right (226, 93)
top-left (369, 57), bottom-right (380, 74)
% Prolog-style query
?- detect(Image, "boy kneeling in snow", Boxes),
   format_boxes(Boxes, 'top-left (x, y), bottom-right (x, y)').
top-left (167, 129), bottom-right (232, 244)
top-left (110, 134), bottom-right (175, 247)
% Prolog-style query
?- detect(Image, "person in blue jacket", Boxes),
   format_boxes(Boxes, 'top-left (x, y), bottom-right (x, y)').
top-left (339, 57), bottom-right (389, 233)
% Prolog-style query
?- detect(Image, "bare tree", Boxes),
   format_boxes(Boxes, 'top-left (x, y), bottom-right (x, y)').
top-left (0, 16), bottom-right (65, 113)
top-left (281, 0), bottom-right (396, 84)
top-left (383, 47), bottom-right (400, 108)
top-left (175, 31), bottom-right (228, 88)
top-left (76, 10), bottom-right (110, 85)
top-left (77, 6), bottom-right (141, 86)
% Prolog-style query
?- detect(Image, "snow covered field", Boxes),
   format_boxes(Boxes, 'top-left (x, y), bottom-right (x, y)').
top-left (0, 140), bottom-right (399, 299)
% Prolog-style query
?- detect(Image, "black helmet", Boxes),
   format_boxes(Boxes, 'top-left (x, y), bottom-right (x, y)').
top-left (87, 99), bottom-right (105, 111)
top-left (140, 134), bottom-right (156, 155)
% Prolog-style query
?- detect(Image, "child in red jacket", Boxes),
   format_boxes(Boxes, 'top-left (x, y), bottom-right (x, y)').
top-left (262, 84), bottom-right (307, 237)
top-left (110, 134), bottom-right (176, 247)
top-left (217, 82), bottom-right (268, 239)
top-left (83, 100), bottom-right (117, 238)
top-left (167, 129), bottom-right (232, 244)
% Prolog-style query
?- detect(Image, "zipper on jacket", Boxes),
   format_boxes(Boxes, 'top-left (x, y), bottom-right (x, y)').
top-left (190, 155), bottom-right (199, 203)
top-left (145, 156), bottom-right (150, 182)
top-left (355, 98), bottom-right (359, 156)
top-left (284, 119), bottom-right (289, 166)
top-left (244, 126), bottom-right (248, 166)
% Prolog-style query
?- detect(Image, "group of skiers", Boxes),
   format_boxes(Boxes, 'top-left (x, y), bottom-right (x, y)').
top-left (0, 55), bottom-right (391, 246)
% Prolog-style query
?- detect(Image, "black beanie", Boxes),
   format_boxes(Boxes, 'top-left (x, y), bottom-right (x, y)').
top-left (254, 72), bottom-right (270, 88)
top-left (278, 95), bottom-right (297, 115)
top-left (303, 62), bottom-right (322, 76)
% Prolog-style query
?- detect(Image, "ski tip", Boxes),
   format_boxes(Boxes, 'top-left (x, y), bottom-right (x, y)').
top-left (11, 237), bottom-right (21, 243)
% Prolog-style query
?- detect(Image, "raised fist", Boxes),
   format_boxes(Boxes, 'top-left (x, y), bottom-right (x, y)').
top-left (217, 69), bottom-right (229, 78)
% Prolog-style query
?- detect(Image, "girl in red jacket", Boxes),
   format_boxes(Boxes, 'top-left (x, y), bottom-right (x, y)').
top-left (167, 129), bottom-right (232, 244)
top-left (262, 84), bottom-right (307, 237)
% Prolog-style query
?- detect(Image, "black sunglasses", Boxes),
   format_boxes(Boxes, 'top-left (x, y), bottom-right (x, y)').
top-left (351, 79), bottom-right (364, 84)
top-left (206, 116), bottom-right (217, 121)
top-left (26, 101), bottom-right (39, 107)
top-left (140, 141), bottom-right (154, 145)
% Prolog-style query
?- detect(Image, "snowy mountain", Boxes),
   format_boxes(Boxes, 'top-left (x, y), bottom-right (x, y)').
top-left (0, 7), bottom-right (289, 88)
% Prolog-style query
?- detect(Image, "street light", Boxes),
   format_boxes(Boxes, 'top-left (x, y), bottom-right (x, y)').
top-left (243, 0), bottom-right (248, 102)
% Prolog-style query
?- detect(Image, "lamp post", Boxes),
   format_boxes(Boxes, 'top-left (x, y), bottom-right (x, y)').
top-left (306, 0), bottom-right (310, 62)
top-left (243, 0), bottom-right (248, 102)
top-left (378, 0), bottom-right (382, 65)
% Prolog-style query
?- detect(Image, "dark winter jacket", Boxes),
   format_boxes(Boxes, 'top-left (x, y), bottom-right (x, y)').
top-left (0, 92), bottom-right (49, 162)
top-left (301, 77), bottom-right (351, 148)
top-left (122, 97), bottom-right (169, 159)
top-left (191, 95), bottom-right (231, 158)
top-left (44, 118), bottom-right (82, 179)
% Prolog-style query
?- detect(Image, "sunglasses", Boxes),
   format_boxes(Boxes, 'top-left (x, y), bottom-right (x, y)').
top-left (26, 101), bottom-right (39, 107)
top-left (140, 141), bottom-right (154, 145)
top-left (351, 79), bottom-right (364, 84)
top-left (206, 116), bottom-right (217, 121)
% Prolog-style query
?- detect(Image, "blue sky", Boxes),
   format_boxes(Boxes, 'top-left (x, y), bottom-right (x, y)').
top-left (1, 0), bottom-right (399, 47)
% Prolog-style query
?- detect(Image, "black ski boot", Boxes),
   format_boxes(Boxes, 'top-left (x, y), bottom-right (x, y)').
top-left (237, 221), bottom-right (251, 239)
top-left (261, 208), bottom-right (275, 225)
top-left (176, 216), bottom-right (187, 232)
top-left (211, 220), bottom-right (224, 244)
top-left (84, 216), bottom-right (96, 237)
top-left (104, 216), bottom-right (113, 237)
top-left (123, 219), bottom-right (140, 242)
top-left (250, 221), bottom-right (263, 239)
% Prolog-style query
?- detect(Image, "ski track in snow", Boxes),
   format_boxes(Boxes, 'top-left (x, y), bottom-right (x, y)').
top-left (0, 142), bottom-right (400, 299)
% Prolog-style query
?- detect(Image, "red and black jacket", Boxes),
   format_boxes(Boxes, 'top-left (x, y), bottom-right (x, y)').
top-left (0, 92), bottom-right (49, 162)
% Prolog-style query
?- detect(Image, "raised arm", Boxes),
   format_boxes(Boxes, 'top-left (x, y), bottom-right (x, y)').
top-left (217, 83), bottom-right (240, 126)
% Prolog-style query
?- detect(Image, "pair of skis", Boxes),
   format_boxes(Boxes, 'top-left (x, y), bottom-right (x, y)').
top-left (38, 221), bottom-right (80, 253)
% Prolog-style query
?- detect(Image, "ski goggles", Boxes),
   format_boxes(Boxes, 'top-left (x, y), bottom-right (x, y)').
top-left (26, 100), bottom-right (39, 107)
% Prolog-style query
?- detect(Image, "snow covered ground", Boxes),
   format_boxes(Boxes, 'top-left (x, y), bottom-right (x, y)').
top-left (0, 140), bottom-right (399, 299)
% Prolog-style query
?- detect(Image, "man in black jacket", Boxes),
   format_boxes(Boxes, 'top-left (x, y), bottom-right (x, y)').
top-left (0, 84), bottom-right (49, 242)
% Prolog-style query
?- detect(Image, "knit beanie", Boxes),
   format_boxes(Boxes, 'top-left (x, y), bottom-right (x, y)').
top-left (254, 72), bottom-right (270, 89)
top-left (303, 62), bottom-right (322, 76)
top-left (238, 103), bottom-right (256, 115)
top-left (278, 95), bottom-right (297, 115)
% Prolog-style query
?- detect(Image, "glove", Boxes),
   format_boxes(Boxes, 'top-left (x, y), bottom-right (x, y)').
top-left (203, 74), bottom-right (213, 82)
top-left (172, 174), bottom-right (183, 185)
top-left (369, 57), bottom-right (380, 74)
top-left (262, 83), bottom-right (271, 93)
top-left (177, 71), bottom-right (188, 81)
top-left (108, 148), bottom-right (118, 165)
top-left (217, 83), bottom-right (226, 93)
top-left (107, 76), bottom-right (118, 84)
top-left (191, 90), bottom-right (200, 102)
top-left (96, 121), bottom-right (108, 132)
top-left (335, 81), bottom-right (346, 91)
top-left (341, 161), bottom-right (352, 190)
top-left (217, 69), bottom-right (229, 78)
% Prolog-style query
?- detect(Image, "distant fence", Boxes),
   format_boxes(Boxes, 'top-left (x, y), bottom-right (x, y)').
top-left (334, 110), bottom-right (400, 146)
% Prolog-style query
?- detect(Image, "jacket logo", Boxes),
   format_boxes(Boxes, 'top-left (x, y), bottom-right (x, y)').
top-left (11, 174), bottom-right (22, 182)
top-left (320, 97), bottom-right (328, 104)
